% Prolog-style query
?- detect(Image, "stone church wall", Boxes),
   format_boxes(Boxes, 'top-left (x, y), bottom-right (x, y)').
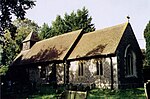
top-left (68, 57), bottom-right (118, 89)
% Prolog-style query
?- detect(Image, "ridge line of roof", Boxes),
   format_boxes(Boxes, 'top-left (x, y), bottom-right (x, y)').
top-left (97, 22), bottom-right (128, 32)
top-left (36, 29), bottom-right (83, 44)
top-left (81, 22), bottom-right (128, 37)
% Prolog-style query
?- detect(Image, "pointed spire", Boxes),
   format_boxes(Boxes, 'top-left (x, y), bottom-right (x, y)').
top-left (22, 31), bottom-right (40, 51)
top-left (22, 31), bottom-right (39, 43)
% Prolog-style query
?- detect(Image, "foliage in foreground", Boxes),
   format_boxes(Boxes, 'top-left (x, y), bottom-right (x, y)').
top-left (88, 88), bottom-right (146, 99)
top-left (2, 83), bottom-right (146, 99)
top-left (0, 0), bottom-right (35, 33)
top-left (0, 65), bottom-right (8, 75)
top-left (28, 87), bottom-right (146, 99)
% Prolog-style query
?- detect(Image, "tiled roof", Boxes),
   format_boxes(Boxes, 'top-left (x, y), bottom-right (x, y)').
top-left (12, 22), bottom-right (129, 66)
top-left (68, 22), bottom-right (128, 59)
top-left (12, 29), bottom-right (83, 65)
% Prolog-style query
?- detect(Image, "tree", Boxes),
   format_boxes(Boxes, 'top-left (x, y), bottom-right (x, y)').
top-left (39, 7), bottom-right (95, 39)
top-left (38, 23), bottom-right (52, 39)
top-left (2, 31), bottom-right (18, 66)
top-left (52, 15), bottom-right (68, 35)
top-left (2, 18), bottom-right (39, 66)
top-left (144, 21), bottom-right (150, 67)
top-left (0, 0), bottom-right (35, 74)
top-left (13, 18), bottom-right (39, 50)
top-left (0, 0), bottom-right (35, 34)
top-left (64, 7), bottom-right (95, 32)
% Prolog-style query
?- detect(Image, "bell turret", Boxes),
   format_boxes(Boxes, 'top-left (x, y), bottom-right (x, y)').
top-left (22, 31), bottom-right (39, 51)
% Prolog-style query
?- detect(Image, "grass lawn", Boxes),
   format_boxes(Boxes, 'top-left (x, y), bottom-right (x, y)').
top-left (2, 84), bottom-right (146, 99)
top-left (88, 88), bottom-right (146, 99)
top-left (27, 86), bottom-right (146, 99)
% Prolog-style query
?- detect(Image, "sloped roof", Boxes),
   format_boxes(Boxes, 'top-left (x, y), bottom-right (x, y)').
top-left (22, 31), bottom-right (39, 43)
top-left (68, 22), bottom-right (128, 60)
top-left (12, 29), bottom-right (83, 66)
top-left (11, 50), bottom-right (30, 66)
top-left (12, 22), bottom-right (130, 66)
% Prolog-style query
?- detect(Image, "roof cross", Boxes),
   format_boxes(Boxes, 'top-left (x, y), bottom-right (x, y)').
top-left (127, 16), bottom-right (130, 22)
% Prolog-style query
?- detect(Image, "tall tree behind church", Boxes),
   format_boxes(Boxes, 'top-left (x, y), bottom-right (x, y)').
top-left (0, 0), bottom-right (35, 74)
top-left (39, 7), bottom-right (95, 39)
top-left (144, 21), bottom-right (150, 67)
top-left (2, 19), bottom-right (39, 66)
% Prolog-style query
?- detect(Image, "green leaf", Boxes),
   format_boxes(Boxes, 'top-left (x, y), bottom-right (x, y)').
top-left (0, 65), bottom-right (8, 75)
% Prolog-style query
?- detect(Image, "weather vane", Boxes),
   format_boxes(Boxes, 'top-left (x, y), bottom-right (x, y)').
top-left (127, 15), bottom-right (130, 22)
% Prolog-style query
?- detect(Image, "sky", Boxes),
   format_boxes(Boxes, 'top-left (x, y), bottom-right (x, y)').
top-left (25, 0), bottom-right (150, 49)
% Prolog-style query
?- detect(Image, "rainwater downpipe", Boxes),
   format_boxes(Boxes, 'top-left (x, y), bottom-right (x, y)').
top-left (110, 57), bottom-right (114, 90)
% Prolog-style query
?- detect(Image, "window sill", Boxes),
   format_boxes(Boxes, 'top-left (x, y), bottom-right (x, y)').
top-left (125, 75), bottom-right (137, 78)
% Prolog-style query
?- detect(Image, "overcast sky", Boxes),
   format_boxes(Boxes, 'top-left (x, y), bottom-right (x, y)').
top-left (25, 0), bottom-right (150, 49)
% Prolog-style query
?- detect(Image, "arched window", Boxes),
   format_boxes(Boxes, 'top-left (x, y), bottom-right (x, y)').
top-left (78, 62), bottom-right (83, 76)
top-left (96, 60), bottom-right (103, 76)
top-left (124, 45), bottom-right (137, 77)
top-left (38, 66), bottom-right (46, 78)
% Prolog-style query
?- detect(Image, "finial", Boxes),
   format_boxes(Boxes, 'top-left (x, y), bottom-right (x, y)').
top-left (126, 15), bottom-right (130, 22)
